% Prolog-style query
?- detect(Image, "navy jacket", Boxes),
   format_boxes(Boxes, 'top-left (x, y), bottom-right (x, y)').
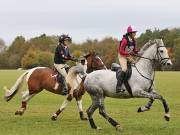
top-left (54, 44), bottom-right (72, 64)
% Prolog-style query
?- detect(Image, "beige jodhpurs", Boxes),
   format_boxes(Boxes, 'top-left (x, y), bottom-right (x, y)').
top-left (118, 54), bottom-right (135, 72)
top-left (54, 64), bottom-right (67, 78)
top-left (118, 54), bottom-right (128, 72)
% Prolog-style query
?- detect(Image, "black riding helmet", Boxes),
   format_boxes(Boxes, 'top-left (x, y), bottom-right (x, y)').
top-left (59, 34), bottom-right (72, 43)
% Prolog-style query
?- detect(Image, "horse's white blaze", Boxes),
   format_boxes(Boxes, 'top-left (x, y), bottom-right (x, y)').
top-left (26, 67), bottom-right (46, 82)
top-left (97, 56), bottom-right (107, 69)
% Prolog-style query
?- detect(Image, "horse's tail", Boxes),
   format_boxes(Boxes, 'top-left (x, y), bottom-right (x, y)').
top-left (4, 71), bottom-right (29, 102)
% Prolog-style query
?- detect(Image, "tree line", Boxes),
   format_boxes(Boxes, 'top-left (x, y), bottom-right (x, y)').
top-left (0, 28), bottom-right (180, 70)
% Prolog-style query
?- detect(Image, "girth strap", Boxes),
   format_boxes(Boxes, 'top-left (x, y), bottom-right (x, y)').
top-left (124, 81), bottom-right (133, 97)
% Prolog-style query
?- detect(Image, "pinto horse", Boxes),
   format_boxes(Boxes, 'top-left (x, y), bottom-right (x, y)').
top-left (51, 52), bottom-right (107, 120)
top-left (4, 52), bottom-right (106, 120)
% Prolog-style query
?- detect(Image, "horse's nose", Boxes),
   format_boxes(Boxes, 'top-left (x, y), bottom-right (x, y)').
top-left (166, 60), bottom-right (173, 66)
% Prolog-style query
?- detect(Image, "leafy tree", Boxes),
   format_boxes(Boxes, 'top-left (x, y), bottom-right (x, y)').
top-left (0, 28), bottom-right (180, 70)
top-left (21, 48), bottom-right (53, 69)
top-left (7, 36), bottom-right (29, 68)
top-left (173, 38), bottom-right (180, 70)
top-left (0, 38), bottom-right (6, 53)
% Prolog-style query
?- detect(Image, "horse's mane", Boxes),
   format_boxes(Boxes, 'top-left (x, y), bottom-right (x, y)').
top-left (138, 39), bottom-right (157, 56)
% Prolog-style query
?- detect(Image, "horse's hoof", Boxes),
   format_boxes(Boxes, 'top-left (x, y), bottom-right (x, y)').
top-left (15, 111), bottom-right (19, 115)
top-left (15, 111), bottom-right (23, 116)
top-left (164, 114), bottom-right (170, 121)
top-left (116, 125), bottom-right (123, 131)
top-left (62, 92), bottom-right (67, 96)
top-left (96, 127), bottom-right (102, 130)
top-left (137, 106), bottom-right (149, 113)
top-left (51, 116), bottom-right (57, 121)
top-left (80, 116), bottom-right (88, 120)
top-left (81, 117), bottom-right (88, 121)
top-left (51, 114), bottom-right (57, 121)
top-left (137, 107), bottom-right (142, 112)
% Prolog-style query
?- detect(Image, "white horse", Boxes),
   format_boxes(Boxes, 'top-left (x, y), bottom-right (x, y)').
top-left (83, 39), bottom-right (172, 131)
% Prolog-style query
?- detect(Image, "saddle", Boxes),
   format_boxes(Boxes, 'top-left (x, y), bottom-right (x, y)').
top-left (111, 62), bottom-right (133, 97)
top-left (52, 66), bottom-right (69, 83)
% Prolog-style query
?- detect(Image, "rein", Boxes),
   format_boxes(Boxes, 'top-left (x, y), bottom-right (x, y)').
top-left (132, 45), bottom-right (170, 91)
top-left (133, 63), bottom-right (155, 92)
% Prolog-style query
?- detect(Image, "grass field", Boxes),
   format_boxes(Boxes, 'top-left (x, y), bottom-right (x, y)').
top-left (0, 70), bottom-right (180, 135)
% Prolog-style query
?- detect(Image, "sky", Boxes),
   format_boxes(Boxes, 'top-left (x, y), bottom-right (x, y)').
top-left (0, 0), bottom-right (180, 45)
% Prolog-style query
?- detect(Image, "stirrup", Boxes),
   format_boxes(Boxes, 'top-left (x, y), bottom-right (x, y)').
top-left (116, 88), bottom-right (124, 93)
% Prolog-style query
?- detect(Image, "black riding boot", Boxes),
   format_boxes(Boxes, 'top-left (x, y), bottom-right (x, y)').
top-left (116, 71), bottom-right (126, 93)
top-left (57, 74), bottom-right (68, 95)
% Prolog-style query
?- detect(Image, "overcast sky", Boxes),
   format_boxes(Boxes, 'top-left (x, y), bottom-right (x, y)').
top-left (0, 0), bottom-right (180, 45)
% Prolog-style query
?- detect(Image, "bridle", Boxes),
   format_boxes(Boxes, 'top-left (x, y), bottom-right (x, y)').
top-left (132, 43), bottom-right (170, 91)
top-left (156, 46), bottom-right (170, 65)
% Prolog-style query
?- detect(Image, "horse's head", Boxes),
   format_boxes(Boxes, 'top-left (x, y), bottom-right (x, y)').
top-left (84, 52), bottom-right (106, 73)
top-left (154, 39), bottom-right (172, 66)
top-left (73, 64), bottom-right (86, 76)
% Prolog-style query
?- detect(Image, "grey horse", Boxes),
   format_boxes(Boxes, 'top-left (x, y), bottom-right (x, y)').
top-left (83, 39), bottom-right (172, 131)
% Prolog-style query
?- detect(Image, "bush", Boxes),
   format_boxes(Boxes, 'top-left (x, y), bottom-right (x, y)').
top-left (21, 48), bottom-right (53, 69)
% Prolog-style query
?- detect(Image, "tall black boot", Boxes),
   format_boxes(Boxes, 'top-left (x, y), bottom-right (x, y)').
top-left (57, 74), bottom-right (68, 95)
top-left (116, 71), bottom-right (126, 93)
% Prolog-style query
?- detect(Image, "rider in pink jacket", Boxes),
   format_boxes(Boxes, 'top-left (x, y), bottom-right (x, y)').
top-left (116, 25), bottom-right (139, 93)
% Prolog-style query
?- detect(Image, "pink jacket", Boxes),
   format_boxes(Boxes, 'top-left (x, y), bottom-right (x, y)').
top-left (118, 37), bottom-right (138, 57)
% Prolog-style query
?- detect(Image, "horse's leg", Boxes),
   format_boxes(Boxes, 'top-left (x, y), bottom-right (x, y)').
top-left (74, 83), bottom-right (87, 120)
top-left (15, 90), bottom-right (35, 115)
top-left (134, 90), bottom-right (170, 121)
top-left (51, 94), bottom-right (73, 121)
top-left (98, 97), bottom-right (122, 131)
top-left (86, 96), bottom-right (99, 130)
top-left (137, 99), bottom-right (154, 112)
top-left (75, 96), bottom-right (87, 120)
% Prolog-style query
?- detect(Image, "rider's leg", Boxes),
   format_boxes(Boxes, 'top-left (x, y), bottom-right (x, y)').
top-left (116, 54), bottom-right (127, 93)
top-left (54, 64), bottom-right (68, 94)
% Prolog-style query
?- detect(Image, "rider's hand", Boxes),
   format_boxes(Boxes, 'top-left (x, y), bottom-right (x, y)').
top-left (130, 52), bottom-right (136, 56)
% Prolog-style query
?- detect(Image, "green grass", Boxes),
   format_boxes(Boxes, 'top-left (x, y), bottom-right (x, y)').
top-left (0, 70), bottom-right (180, 135)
